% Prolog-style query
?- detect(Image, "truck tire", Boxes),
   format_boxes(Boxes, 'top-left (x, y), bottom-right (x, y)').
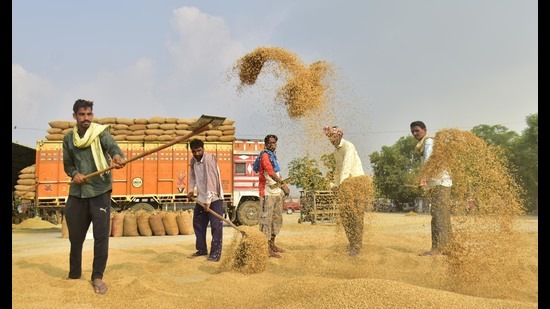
top-left (130, 202), bottom-right (156, 212)
top-left (236, 201), bottom-right (260, 226)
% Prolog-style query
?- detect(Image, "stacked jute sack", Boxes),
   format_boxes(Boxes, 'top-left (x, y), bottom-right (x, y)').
top-left (14, 164), bottom-right (36, 202)
top-left (61, 210), bottom-right (194, 238)
top-left (45, 116), bottom-right (236, 142)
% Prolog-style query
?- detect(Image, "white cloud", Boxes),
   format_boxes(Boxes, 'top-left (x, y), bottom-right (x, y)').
top-left (65, 58), bottom-right (160, 118)
top-left (12, 64), bottom-right (54, 125)
top-left (166, 7), bottom-right (245, 88)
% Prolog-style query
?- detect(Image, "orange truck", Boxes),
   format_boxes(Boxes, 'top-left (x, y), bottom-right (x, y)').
top-left (34, 139), bottom-right (264, 226)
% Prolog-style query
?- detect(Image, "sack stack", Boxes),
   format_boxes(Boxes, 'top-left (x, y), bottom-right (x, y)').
top-left (44, 116), bottom-right (236, 142)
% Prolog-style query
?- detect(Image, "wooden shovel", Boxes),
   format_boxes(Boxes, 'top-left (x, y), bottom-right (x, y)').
top-left (80, 114), bottom-right (226, 182)
top-left (188, 196), bottom-right (248, 236)
top-left (206, 207), bottom-right (247, 237)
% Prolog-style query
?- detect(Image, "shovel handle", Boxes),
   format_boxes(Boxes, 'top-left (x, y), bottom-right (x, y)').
top-left (206, 208), bottom-right (243, 232)
top-left (79, 122), bottom-right (213, 182)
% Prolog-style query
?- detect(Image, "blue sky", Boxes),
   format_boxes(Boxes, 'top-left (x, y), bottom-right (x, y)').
top-left (12, 0), bottom-right (538, 175)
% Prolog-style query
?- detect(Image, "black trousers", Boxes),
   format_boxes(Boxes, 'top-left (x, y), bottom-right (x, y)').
top-left (65, 191), bottom-right (111, 281)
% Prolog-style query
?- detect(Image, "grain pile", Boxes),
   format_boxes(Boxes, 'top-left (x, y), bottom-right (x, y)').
top-left (11, 212), bottom-right (537, 308)
top-left (419, 128), bottom-right (527, 299)
top-left (45, 117), bottom-right (237, 142)
top-left (218, 225), bottom-right (269, 274)
top-left (12, 216), bottom-right (59, 229)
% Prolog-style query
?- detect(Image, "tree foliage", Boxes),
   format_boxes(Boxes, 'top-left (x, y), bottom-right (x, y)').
top-left (471, 124), bottom-right (519, 154)
top-left (510, 113), bottom-right (538, 213)
top-left (369, 136), bottom-right (421, 204)
top-left (287, 155), bottom-right (330, 191)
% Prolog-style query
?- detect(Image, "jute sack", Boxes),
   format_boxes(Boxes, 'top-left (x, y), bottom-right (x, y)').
top-left (206, 130), bottom-right (223, 136)
top-left (61, 214), bottom-right (69, 238)
top-left (111, 212), bottom-right (125, 237)
top-left (148, 116), bottom-right (166, 123)
top-left (46, 134), bottom-right (65, 141)
top-left (47, 128), bottom-right (63, 134)
top-left (17, 179), bottom-right (36, 186)
top-left (134, 118), bottom-right (148, 124)
top-left (216, 125), bottom-right (235, 131)
top-left (123, 212), bottom-right (140, 236)
top-left (20, 165), bottom-right (36, 174)
top-left (116, 118), bottom-right (134, 125)
top-left (176, 118), bottom-right (196, 125)
top-left (18, 173), bottom-right (35, 179)
top-left (219, 135), bottom-right (236, 142)
top-left (162, 212), bottom-right (179, 235)
top-left (159, 123), bottom-right (177, 130)
top-left (149, 213), bottom-right (166, 236)
top-left (176, 210), bottom-right (194, 235)
top-left (113, 124), bottom-right (129, 130)
top-left (137, 212), bottom-right (153, 236)
top-left (144, 135), bottom-right (159, 141)
top-left (126, 135), bottom-right (145, 141)
top-left (15, 185), bottom-right (35, 192)
top-left (49, 121), bottom-right (71, 129)
top-left (159, 135), bottom-right (175, 141)
top-left (109, 212), bottom-right (113, 236)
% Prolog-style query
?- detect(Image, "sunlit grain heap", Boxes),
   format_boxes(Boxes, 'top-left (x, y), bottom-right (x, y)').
top-left (234, 46), bottom-right (333, 118)
top-left (218, 225), bottom-right (269, 274)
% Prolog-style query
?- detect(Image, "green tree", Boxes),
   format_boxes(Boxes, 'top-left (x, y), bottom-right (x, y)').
top-left (510, 113), bottom-right (538, 213)
top-left (471, 124), bottom-right (519, 154)
top-left (287, 155), bottom-right (330, 191)
top-left (320, 153), bottom-right (335, 184)
top-left (369, 136), bottom-right (421, 204)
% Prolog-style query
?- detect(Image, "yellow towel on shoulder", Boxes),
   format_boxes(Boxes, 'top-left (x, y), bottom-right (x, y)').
top-left (73, 123), bottom-right (110, 178)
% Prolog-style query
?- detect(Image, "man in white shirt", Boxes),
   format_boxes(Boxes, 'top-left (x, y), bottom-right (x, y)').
top-left (324, 126), bottom-right (373, 257)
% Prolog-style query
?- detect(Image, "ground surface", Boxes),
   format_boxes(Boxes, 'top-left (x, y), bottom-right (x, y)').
top-left (12, 212), bottom-right (538, 308)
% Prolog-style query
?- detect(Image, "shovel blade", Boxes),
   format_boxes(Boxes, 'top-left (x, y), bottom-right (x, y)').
top-left (188, 114), bottom-right (227, 130)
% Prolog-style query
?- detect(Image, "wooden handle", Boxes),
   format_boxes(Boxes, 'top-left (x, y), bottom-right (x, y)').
top-left (79, 122), bottom-right (213, 182)
top-left (206, 208), bottom-right (244, 233)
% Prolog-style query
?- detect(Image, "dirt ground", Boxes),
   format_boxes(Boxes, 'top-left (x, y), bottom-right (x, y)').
top-left (12, 212), bottom-right (538, 308)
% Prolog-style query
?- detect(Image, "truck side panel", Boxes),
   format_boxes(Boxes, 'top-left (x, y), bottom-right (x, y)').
top-left (213, 142), bottom-right (233, 194)
top-left (35, 141), bottom-right (69, 205)
top-left (36, 140), bottom-right (238, 212)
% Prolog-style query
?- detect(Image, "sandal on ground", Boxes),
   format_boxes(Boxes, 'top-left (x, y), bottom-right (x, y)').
top-left (92, 280), bottom-right (108, 295)
top-left (419, 250), bottom-right (442, 256)
top-left (187, 251), bottom-right (208, 259)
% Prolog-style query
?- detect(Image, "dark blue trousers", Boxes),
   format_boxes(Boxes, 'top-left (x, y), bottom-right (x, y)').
top-left (192, 199), bottom-right (224, 260)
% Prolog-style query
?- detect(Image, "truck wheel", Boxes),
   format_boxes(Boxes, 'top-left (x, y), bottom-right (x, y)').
top-left (237, 201), bottom-right (259, 226)
top-left (130, 203), bottom-right (156, 212)
top-left (286, 208), bottom-right (294, 214)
